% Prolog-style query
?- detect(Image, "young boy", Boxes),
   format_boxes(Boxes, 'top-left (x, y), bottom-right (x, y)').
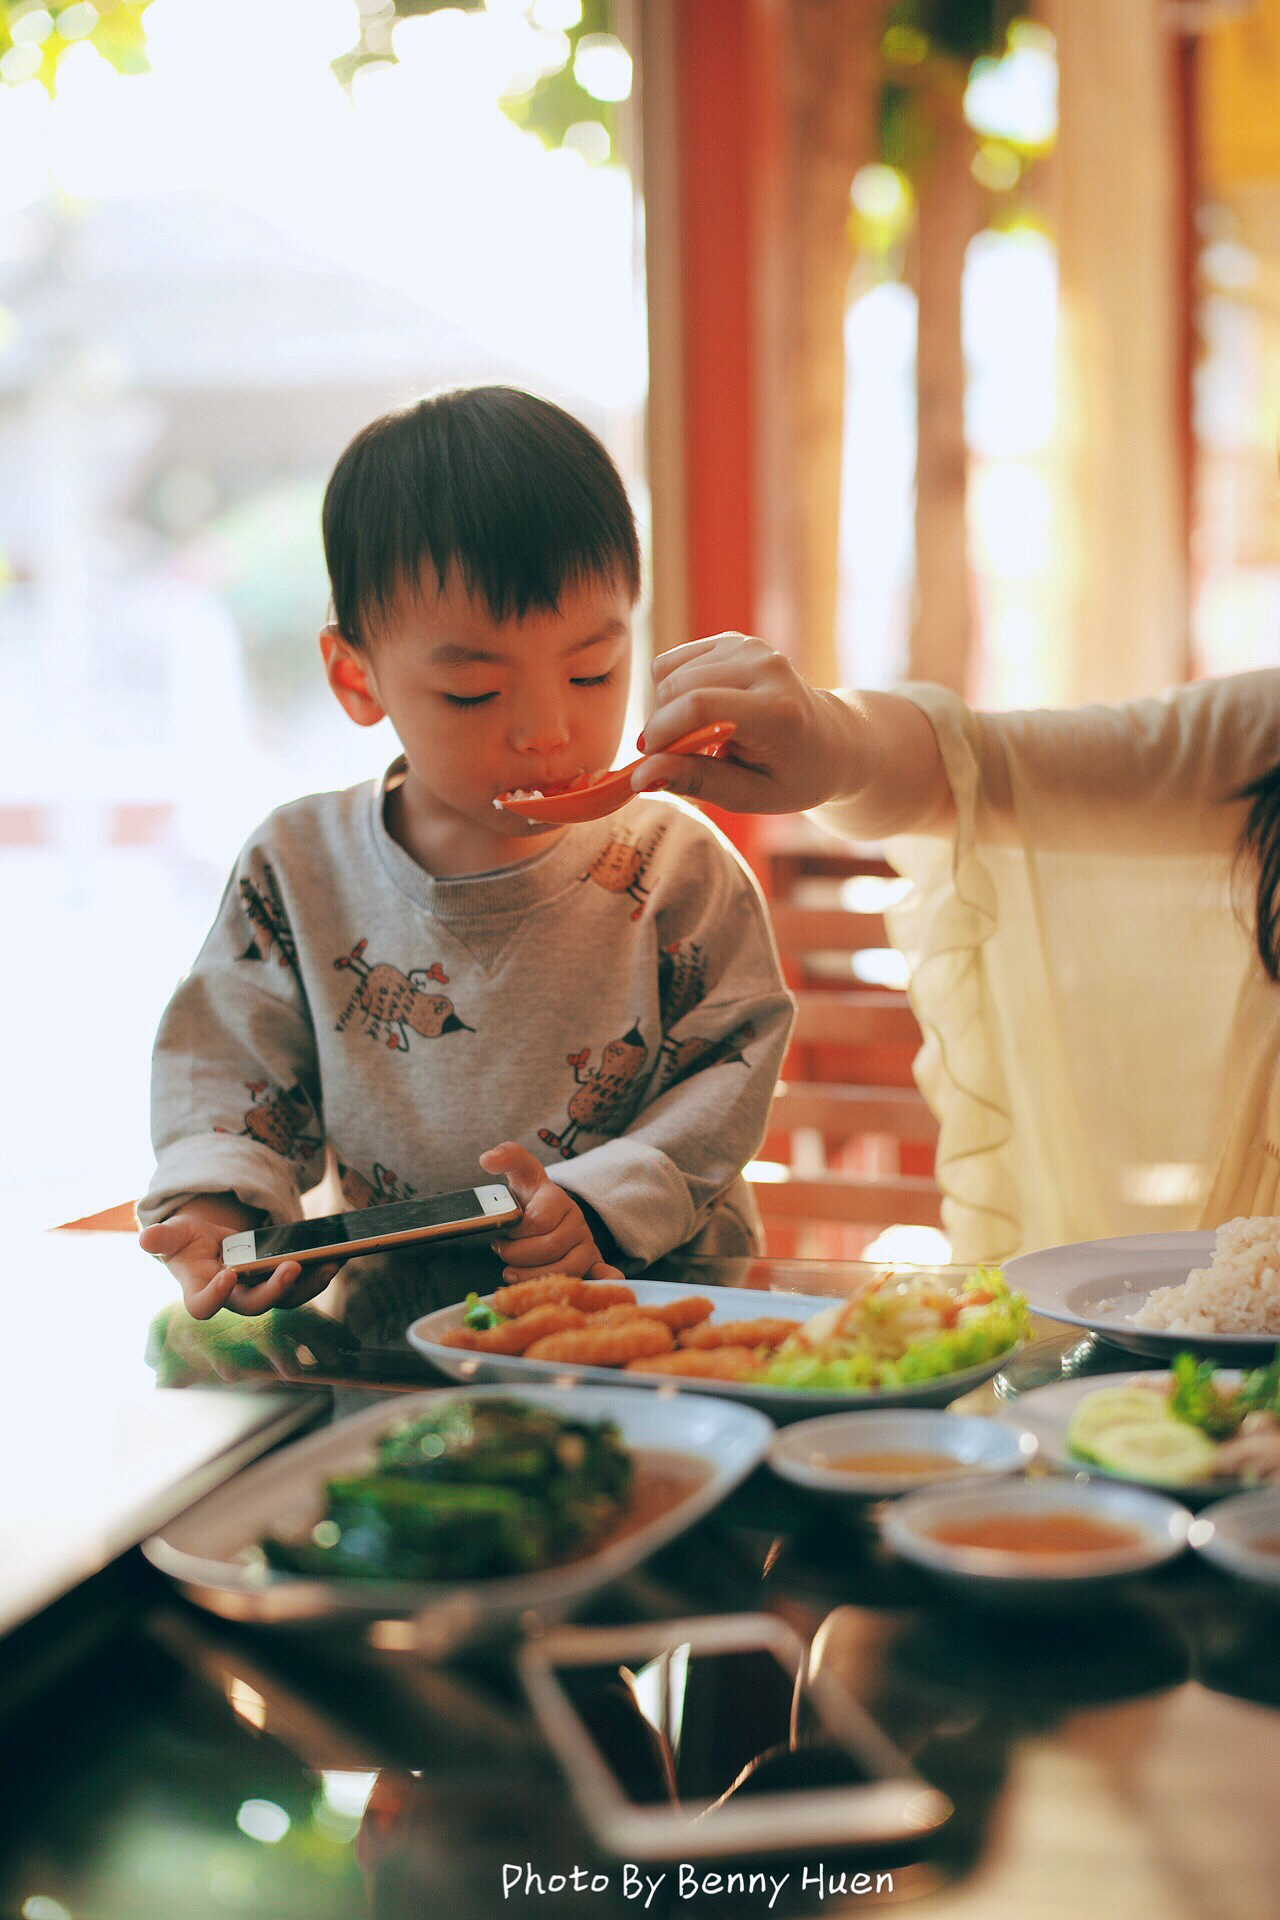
top-left (138, 386), bottom-right (794, 1319)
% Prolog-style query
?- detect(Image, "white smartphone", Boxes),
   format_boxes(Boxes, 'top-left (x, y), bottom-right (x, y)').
top-left (220, 1182), bottom-right (519, 1279)
top-left (517, 1613), bottom-right (951, 1862)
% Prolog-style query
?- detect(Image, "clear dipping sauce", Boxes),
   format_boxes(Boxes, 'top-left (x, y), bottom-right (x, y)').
top-left (927, 1512), bottom-right (1144, 1556)
top-left (822, 1450), bottom-right (968, 1477)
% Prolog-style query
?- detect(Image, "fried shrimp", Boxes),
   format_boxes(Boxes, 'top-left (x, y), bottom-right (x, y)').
top-left (495, 1275), bottom-right (636, 1318)
top-left (524, 1320), bottom-right (674, 1366)
top-left (567, 1297), bottom-right (715, 1336)
top-left (678, 1317), bottom-right (799, 1351)
top-left (636, 1295), bottom-right (716, 1332)
top-left (438, 1304), bottom-right (586, 1353)
top-left (625, 1346), bottom-right (761, 1380)
top-left (473, 1304), bottom-right (586, 1352)
top-left (582, 1304), bottom-right (660, 1329)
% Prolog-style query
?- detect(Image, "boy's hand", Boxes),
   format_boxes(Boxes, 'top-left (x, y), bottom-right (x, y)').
top-left (139, 1204), bottom-right (340, 1319)
top-left (479, 1143), bottom-right (623, 1281)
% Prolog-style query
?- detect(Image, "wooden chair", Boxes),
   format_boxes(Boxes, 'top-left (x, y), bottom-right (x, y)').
top-left (750, 817), bottom-right (943, 1260)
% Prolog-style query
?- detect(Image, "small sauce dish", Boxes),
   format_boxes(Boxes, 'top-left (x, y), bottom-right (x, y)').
top-left (767, 1409), bottom-right (1036, 1501)
top-left (1191, 1487), bottom-right (1280, 1597)
top-left (880, 1477), bottom-right (1192, 1605)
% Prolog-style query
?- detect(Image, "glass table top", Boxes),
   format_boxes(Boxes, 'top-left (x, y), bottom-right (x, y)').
top-left (2, 1229), bottom-right (1276, 1920)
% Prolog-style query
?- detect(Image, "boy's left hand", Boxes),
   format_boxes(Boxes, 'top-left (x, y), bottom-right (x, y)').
top-left (479, 1142), bottom-right (622, 1281)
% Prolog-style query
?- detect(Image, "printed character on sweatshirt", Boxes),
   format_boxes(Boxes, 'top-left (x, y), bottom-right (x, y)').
top-left (217, 1081), bottom-right (323, 1175)
top-left (334, 939), bottom-right (474, 1053)
top-left (579, 824), bottom-right (665, 920)
top-left (539, 1021), bottom-right (649, 1159)
top-left (338, 1159), bottom-right (416, 1210)
top-left (657, 1020), bottom-right (757, 1092)
top-left (238, 863), bottom-right (297, 973)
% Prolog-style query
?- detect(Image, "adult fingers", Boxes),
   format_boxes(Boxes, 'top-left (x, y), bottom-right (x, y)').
top-left (629, 748), bottom-right (787, 814)
top-left (648, 634), bottom-right (730, 690)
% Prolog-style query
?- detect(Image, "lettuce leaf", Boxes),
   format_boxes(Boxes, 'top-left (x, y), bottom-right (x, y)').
top-left (760, 1270), bottom-right (1029, 1391)
top-left (1167, 1352), bottom-right (1240, 1438)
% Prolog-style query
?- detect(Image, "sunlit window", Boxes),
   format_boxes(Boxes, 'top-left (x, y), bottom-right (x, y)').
top-left (0, 0), bottom-right (645, 1221)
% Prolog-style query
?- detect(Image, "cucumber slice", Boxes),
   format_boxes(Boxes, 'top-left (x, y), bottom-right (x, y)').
top-left (1089, 1418), bottom-right (1216, 1485)
top-left (1066, 1387), bottom-right (1171, 1461)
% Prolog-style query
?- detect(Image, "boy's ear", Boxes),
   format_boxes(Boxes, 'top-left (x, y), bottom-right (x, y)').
top-left (320, 625), bottom-right (385, 727)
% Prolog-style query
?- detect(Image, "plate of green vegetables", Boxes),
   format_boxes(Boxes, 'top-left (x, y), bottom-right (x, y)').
top-left (143, 1385), bottom-right (772, 1645)
top-left (993, 1351), bottom-right (1280, 1500)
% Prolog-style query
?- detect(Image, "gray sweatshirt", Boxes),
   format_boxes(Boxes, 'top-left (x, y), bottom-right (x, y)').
top-left (140, 766), bottom-right (794, 1266)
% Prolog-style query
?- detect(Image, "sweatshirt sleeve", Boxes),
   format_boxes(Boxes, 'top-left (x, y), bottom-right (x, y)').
top-left (550, 813), bottom-right (794, 1264)
top-left (137, 843), bottom-right (327, 1228)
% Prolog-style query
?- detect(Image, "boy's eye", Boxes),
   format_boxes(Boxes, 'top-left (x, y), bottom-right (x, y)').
top-left (443, 691), bottom-right (499, 708)
top-left (571, 672), bottom-right (615, 688)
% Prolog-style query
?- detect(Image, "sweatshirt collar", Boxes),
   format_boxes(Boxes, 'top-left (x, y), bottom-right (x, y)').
top-left (366, 758), bottom-right (610, 922)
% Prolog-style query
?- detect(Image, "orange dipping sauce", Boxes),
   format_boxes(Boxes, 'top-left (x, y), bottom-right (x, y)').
top-left (1250, 1535), bottom-right (1280, 1556)
top-left (824, 1450), bottom-right (968, 1476)
top-left (928, 1512), bottom-right (1144, 1556)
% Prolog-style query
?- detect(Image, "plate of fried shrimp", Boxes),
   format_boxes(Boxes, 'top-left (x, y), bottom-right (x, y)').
top-left (407, 1269), bottom-right (1029, 1420)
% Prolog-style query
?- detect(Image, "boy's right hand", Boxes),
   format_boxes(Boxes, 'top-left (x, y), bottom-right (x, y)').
top-left (139, 1206), bottom-right (339, 1319)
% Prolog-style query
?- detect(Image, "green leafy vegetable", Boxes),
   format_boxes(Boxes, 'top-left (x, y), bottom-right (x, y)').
top-left (1168, 1352), bottom-right (1244, 1438)
top-left (761, 1269), bottom-right (1029, 1391)
top-left (463, 1291), bottom-right (502, 1330)
top-left (259, 1399), bottom-right (631, 1584)
top-left (1168, 1346), bottom-right (1280, 1436)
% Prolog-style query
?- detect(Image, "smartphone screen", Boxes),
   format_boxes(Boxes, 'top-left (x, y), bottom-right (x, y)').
top-left (553, 1646), bottom-right (875, 1813)
top-left (236, 1186), bottom-right (514, 1266)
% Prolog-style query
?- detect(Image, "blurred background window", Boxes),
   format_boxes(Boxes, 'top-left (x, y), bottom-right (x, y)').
top-left (0, 0), bottom-right (646, 1224)
top-left (831, 1), bottom-right (1280, 702)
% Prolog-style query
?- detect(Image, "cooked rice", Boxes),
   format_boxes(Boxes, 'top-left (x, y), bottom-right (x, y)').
top-left (1129, 1215), bottom-right (1280, 1334)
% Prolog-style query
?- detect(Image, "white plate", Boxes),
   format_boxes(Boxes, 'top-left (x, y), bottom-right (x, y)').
top-left (879, 1476), bottom-right (1191, 1605)
top-left (1005, 1232), bottom-right (1280, 1361)
top-left (407, 1279), bottom-right (1022, 1421)
top-left (992, 1370), bottom-right (1252, 1500)
top-left (143, 1384), bottom-right (772, 1648)
top-left (1193, 1487), bottom-right (1280, 1595)
top-left (768, 1409), bottom-right (1036, 1501)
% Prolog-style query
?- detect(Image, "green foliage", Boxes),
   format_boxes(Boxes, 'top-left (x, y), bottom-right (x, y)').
top-left (334, 0), bottom-right (620, 158)
top-left (1, 0), bottom-right (151, 90)
top-left (1, 1), bottom-right (621, 164)
top-left (882, 0), bottom-right (1017, 68)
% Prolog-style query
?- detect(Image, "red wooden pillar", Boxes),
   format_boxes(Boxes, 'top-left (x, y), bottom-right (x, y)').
top-left (653, 0), bottom-right (783, 870)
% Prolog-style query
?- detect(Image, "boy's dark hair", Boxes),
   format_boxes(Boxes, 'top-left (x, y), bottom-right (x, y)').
top-left (322, 385), bottom-right (641, 646)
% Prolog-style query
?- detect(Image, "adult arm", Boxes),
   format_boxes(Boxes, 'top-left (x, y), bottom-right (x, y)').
top-left (632, 632), bottom-right (954, 834)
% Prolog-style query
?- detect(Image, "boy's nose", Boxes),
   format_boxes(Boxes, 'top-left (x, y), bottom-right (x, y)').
top-left (511, 703), bottom-right (571, 756)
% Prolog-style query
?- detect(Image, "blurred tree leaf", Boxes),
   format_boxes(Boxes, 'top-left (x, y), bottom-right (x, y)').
top-left (882, 0), bottom-right (1018, 67)
top-left (0, 0), bottom-right (151, 89)
top-left (335, 0), bottom-right (620, 158)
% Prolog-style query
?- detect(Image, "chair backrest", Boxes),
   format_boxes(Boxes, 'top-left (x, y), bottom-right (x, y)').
top-left (752, 819), bottom-right (942, 1260)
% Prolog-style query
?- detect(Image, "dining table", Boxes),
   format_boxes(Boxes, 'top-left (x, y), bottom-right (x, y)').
top-left (2, 1226), bottom-right (1277, 1920)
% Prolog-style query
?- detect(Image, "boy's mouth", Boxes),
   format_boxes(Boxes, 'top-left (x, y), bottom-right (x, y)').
top-left (493, 769), bottom-right (604, 808)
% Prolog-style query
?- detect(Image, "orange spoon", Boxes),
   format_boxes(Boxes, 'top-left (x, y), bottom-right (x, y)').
top-left (495, 722), bottom-right (736, 824)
